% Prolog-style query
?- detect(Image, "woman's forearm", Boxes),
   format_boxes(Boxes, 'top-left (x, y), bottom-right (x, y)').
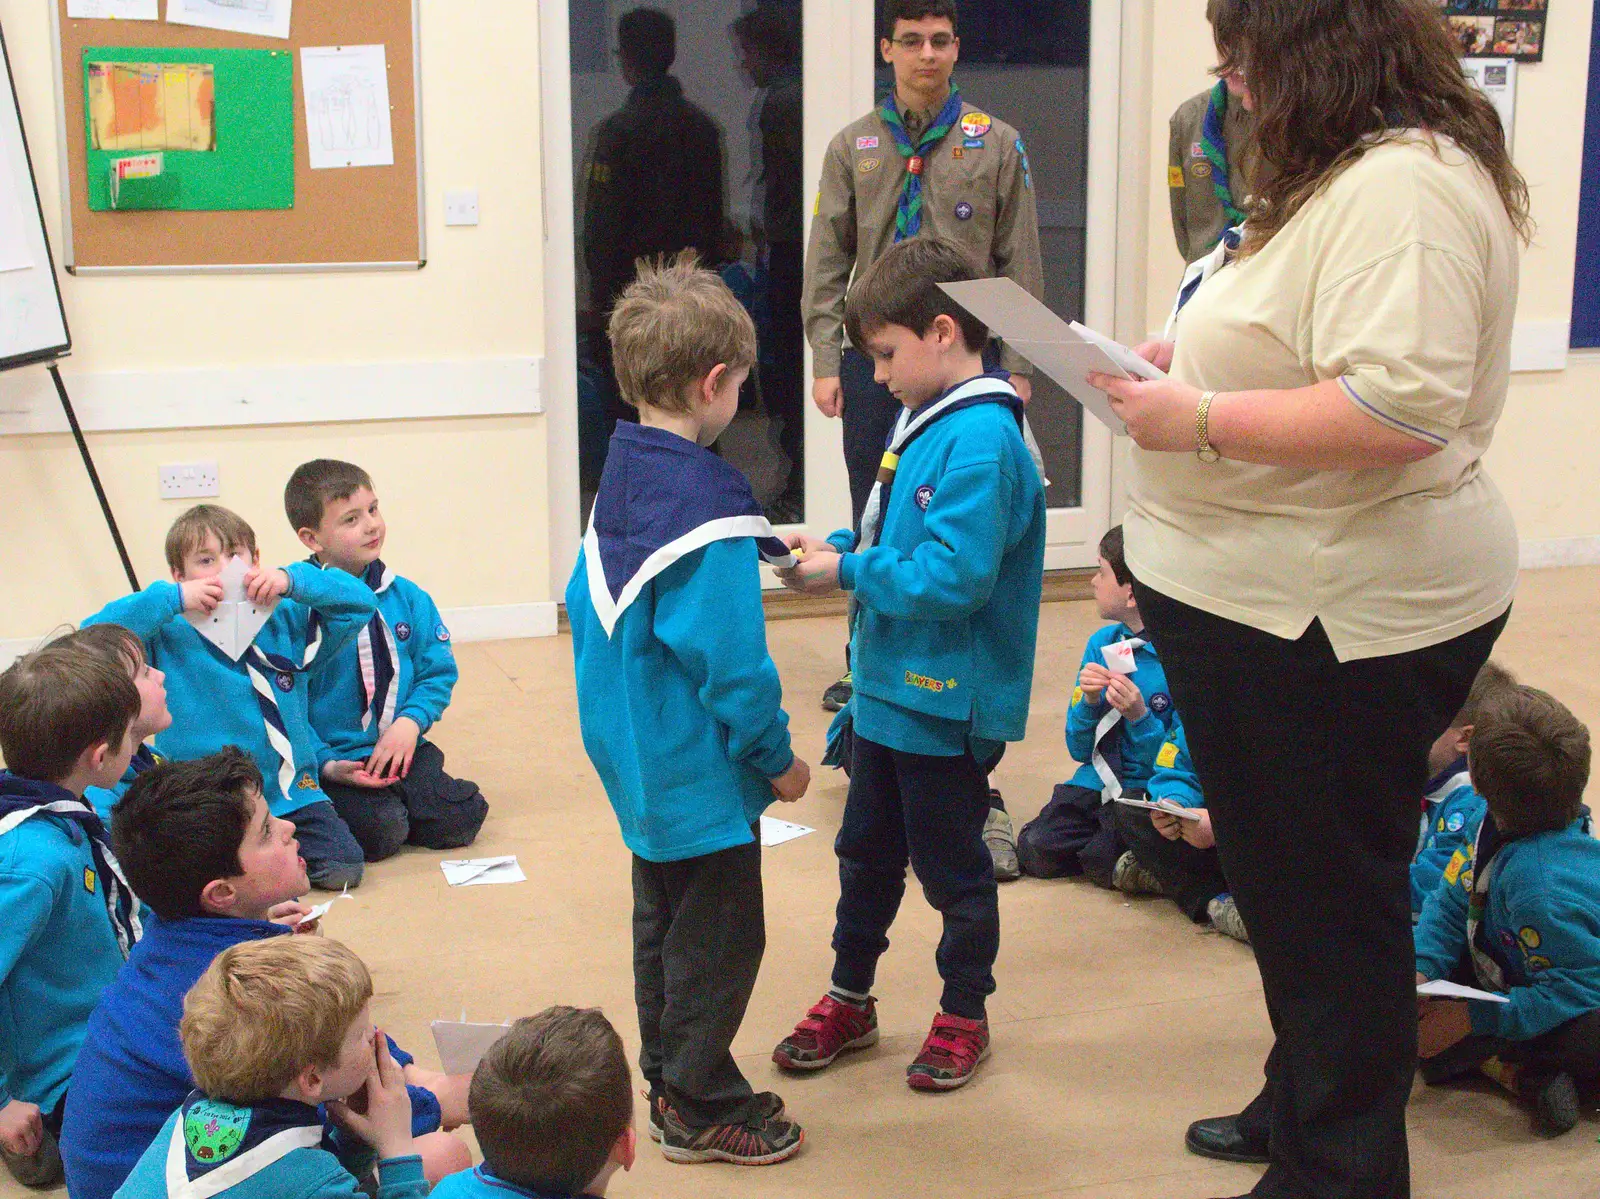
top-left (1207, 379), bottom-right (1443, 471)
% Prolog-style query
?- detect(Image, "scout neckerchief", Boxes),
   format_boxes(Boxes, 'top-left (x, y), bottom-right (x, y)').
top-left (241, 605), bottom-right (325, 805)
top-left (880, 85), bottom-right (965, 241)
top-left (0, 772), bottom-right (142, 956)
top-left (1164, 224), bottom-right (1243, 340)
top-left (1089, 634), bottom-right (1147, 802)
top-left (584, 423), bottom-right (796, 638)
top-left (354, 559), bottom-right (400, 735)
top-left (1465, 816), bottom-right (1508, 992)
top-left (166, 1092), bottom-right (324, 1199)
top-left (1200, 81), bottom-right (1247, 229)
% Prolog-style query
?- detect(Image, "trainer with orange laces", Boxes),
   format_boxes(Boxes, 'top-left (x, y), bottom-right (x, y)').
top-left (771, 237), bottom-right (1045, 1092)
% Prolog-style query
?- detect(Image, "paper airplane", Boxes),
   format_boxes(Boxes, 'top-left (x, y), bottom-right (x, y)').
top-left (1417, 979), bottom-right (1510, 1004)
top-left (441, 856), bottom-right (525, 887)
top-left (1113, 796), bottom-right (1203, 823)
top-left (185, 556), bottom-right (277, 660)
top-left (760, 815), bottom-right (815, 847)
top-left (1101, 638), bottom-right (1146, 675)
top-left (295, 884), bottom-right (350, 927)
top-left (431, 1019), bottom-right (512, 1075)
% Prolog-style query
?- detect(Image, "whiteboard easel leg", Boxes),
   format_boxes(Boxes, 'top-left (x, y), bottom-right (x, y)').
top-left (50, 363), bottom-right (138, 592)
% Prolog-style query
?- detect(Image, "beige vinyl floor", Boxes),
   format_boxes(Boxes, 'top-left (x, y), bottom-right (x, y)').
top-left (13, 567), bottom-right (1600, 1199)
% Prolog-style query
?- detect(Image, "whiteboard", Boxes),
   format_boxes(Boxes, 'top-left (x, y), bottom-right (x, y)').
top-left (0, 25), bottom-right (69, 368)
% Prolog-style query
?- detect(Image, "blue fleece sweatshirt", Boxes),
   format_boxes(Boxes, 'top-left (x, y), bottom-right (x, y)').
top-left (1411, 759), bottom-right (1485, 918)
top-left (84, 564), bottom-right (377, 817)
top-left (60, 915), bottom-right (439, 1199)
top-left (1063, 624), bottom-right (1176, 794)
top-left (830, 393), bottom-right (1045, 754)
top-left (1415, 812), bottom-right (1600, 1042)
top-left (84, 745), bottom-right (163, 827)
top-left (432, 1165), bottom-right (590, 1199)
top-left (307, 570), bottom-right (458, 765)
top-left (1146, 722), bottom-right (1204, 809)
top-left (0, 776), bottom-right (127, 1114)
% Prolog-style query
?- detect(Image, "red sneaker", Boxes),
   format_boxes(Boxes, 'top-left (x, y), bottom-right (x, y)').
top-left (772, 993), bottom-right (879, 1071)
top-left (906, 1012), bottom-right (990, 1091)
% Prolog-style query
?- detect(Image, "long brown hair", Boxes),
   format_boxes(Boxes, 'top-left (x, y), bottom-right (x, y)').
top-left (1208, 0), bottom-right (1532, 256)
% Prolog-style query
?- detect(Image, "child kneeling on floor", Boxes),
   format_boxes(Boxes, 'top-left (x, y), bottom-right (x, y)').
top-left (432, 1007), bottom-right (635, 1199)
top-left (772, 237), bottom-right (1046, 1092)
top-left (1414, 685), bottom-right (1599, 1136)
top-left (115, 937), bottom-right (428, 1199)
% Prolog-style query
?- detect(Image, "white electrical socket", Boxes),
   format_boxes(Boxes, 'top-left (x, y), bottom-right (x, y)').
top-left (159, 461), bottom-right (220, 500)
top-left (444, 189), bottom-right (480, 226)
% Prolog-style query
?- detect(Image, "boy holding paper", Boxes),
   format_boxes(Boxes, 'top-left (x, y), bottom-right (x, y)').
top-left (1414, 686), bottom-right (1600, 1136)
top-left (83, 505), bottom-right (377, 891)
top-left (1014, 525), bottom-right (1178, 885)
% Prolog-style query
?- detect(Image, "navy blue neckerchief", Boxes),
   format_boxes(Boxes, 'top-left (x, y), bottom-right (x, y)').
top-left (1425, 755), bottom-right (1471, 798)
top-left (177, 1092), bottom-right (325, 1181)
top-left (310, 556), bottom-right (400, 732)
top-left (582, 422), bottom-right (794, 636)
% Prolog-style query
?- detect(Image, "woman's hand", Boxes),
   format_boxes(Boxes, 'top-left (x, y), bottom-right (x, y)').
top-left (1131, 340), bottom-right (1176, 373)
top-left (1088, 372), bottom-right (1204, 453)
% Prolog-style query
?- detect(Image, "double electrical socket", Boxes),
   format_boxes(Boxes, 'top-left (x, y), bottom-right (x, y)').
top-left (159, 461), bottom-right (220, 499)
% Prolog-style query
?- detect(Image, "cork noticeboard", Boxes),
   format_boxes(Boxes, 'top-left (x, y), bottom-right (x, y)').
top-left (52, 0), bottom-right (424, 273)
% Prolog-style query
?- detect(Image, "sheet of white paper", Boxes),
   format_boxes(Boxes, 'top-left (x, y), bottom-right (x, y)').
top-left (295, 884), bottom-right (350, 926)
top-left (69, 0), bottom-right (159, 19)
top-left (184, 556), bottom-right (276, 660)
top-left (760, 816), bottom-right (815, 847)
top-left (1113, 796), bottom-right (1203, 823)
top-left (0, 174), bottom-right (35, 274)
top-left (441, 856), bottom-right (526, 887)
top-left (301, 45), bottom-right (395, 170)
top-left (431, 1020), bottom-right (511, 1075)
top-left (1462, 59), bottom-right (1516, 155)
top-left (1101, 641), bottom-right (1141, 675)
top-left (1418, 979), bottom-right (1510, 1004)
top-left (166, 0), bottom-right (291, 39)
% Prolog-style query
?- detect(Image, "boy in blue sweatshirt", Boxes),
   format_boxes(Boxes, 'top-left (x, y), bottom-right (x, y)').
top-left (78, 624), bottom-right (172, 826)
top-left (1411, 660), bottom-right (1515, 919)
top-left (286, 459), bottom-right (488, 863)
top-left (1414, 685), bottom-right (1599, 1136)
top-left (84, 504), bottom-right (378, 890)
top-left (115, 937), bottom-right (429, 1199)
top-left (0, 634), bottom-right (143, 1189)
top-left (770, 237), bottom-right (1045, 1092)
top-left (432, 1006), bottom-right (636, 1199)
top-left (1015, 526), bottom-right (1177, 885)
top-left (60, 750), bottom-right (471, 1199)
top-left (566, 255), bottom-right (809, 1166)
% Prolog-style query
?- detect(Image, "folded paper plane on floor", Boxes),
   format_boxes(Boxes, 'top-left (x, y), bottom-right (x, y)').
top-left (431, 1019), bottom-right (512, 1075)
top-left (185, 556), bottom-right (275, 660)
top-left (441, 856), bottom-right (525, 887)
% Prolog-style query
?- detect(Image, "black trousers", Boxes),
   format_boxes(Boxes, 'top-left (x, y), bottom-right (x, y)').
top-left (766, 239), bottom-right (806, 504)
top-left (633, 835), bottom-right (766, 1128)
top-left (832, 736), bottom-right (999, 1020)
top-left (1137, 582), bottom-right (1506, 1199)
top-left (1016, 782), bottom-right (1125, 884)
top-left (320, 740), bottom-right (489, 862)
top-left (840, 347), bottom-right (901, 530)
top-left (1117, 803), bottom-right (1230, 923)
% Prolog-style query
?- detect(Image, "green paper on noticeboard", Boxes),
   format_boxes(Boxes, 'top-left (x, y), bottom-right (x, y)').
top-left (85, 46), bottom-right (294, 212)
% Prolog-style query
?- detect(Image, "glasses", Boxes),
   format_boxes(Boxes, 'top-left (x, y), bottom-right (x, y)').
top-left (891, 33), bottom-right (956, 52)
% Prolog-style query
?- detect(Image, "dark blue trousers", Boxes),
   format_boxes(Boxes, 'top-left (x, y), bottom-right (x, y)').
top-left (831, 735), bottom-right (999, 1020)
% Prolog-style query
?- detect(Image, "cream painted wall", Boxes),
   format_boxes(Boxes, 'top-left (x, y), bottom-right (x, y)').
top-left (1141, 0), bottom-right (1600, 547)
top-left (0, 0), bottom-right (548, 640)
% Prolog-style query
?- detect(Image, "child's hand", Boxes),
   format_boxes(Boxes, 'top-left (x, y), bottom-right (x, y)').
top-left (181, 578), bottom-right (226, 615)
top-left (782, 552), bottom-right (842, 597)
top-left (1151, 809), bottom-right (1185, 842)
top-left (1178, 806), bottom-right (1216, 849)
top-left (267, 900), bottom-right (319, 934)
top-left (1103, 674), bottom-right (1147, 722)
top-left (1417, 999), bottom-right (1473, 1059)
top-left (322, 760), bottom-right (391, 789)
top-left (783, 533), bottom-right (834, 557)
top-left (0, 1100), bottom-right (43, 1157)
top-left (1077, 663), bottom-right (1111, 705)
top-left (243, 567), bottom-right (291, 605)
top-left (327, 1030), bottom-right (415, 1162)
top-left (365, 717), bottom-right (420, 781)
top-left (771, 757), bottom-right (811, 802)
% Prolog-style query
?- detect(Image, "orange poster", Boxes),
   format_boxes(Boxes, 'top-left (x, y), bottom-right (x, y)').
top-left (87, 61), bottom-right (215, 152)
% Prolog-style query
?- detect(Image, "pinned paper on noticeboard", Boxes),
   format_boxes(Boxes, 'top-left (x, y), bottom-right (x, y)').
top-left (87, 61), bottom-right (215, 152)
top-left (108, 152), bottom-right (168, 209)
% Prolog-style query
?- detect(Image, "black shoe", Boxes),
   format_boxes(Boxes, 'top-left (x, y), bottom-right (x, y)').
top-left (1419, 1033), bottom-right (1499, 1084)
top-left (1184, 1114), bottom-right (1270, 1164)
top-left (822, 672), bottom-right (852, 712)
top-left (1529, 1070), bottom-right (1581, 1136)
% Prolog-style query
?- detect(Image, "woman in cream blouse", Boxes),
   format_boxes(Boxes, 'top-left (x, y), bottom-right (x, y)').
top-left (1092, 2), bottom-right (1528, 1196)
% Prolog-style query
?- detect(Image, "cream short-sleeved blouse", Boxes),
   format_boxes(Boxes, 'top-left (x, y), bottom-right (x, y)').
top-left (1124, 134), bottom-right (1520, 662)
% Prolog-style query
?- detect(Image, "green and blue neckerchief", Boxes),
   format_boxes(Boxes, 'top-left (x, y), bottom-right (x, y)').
top-left (1200, 80), bottom-right (1247, 228)
top-left (880, 85), bottom-right (966, 242)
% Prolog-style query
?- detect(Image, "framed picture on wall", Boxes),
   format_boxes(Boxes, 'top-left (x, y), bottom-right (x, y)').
top-left (1438, 1), bottom-right (1548, 63)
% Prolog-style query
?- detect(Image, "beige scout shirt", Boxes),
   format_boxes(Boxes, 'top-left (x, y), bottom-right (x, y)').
top-left (804, 96), bottom-right (1044, 378)
top-left (1125, 134), bottom-right (1520, 662)
top-left (1167, 88), bottom-right (1262, 264)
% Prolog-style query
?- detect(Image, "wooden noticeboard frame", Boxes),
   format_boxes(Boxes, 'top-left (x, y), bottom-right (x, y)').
top-left (50, 0), bottom-right (425, 274)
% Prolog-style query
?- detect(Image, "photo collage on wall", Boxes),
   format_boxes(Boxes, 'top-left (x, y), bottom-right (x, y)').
top-left (1438, 1), bottom-right (1548, 62)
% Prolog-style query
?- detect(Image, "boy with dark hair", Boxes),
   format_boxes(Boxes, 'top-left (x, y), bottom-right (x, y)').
top-left (1415, 686), bottom-right (1600, 1136)
top-left (77, 623), bottom-right (171, 825)
top-left (433, 1006), bottom-right (636, 1199)
top-left (1014, 525), bottom-right (1178, 883)
top-left (286, 459), bottom-right (488, 864)
top-left (773, 236), bottom-right (1045, 1091)
top-left (0, 634), bottom-right (142, 1189)
top-left (84, 504), bottom-right (378, 890)
top-left (116, 937), bottom-right (429, 1199)
top-left (59, 750), bottom-right (471, 1199)
top-left (567, 254), bottom-right (809, 1165)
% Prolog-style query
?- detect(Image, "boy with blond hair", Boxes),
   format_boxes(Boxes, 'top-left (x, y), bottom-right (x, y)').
top-left (567, 254), bottom-right (809, 1165)
top-left (433, 1006), bottom-right (636, 1199)
top-left (85, 504), bottom-right (377, 890)
top-left (114, 937), bottom-right (429, 1199)
top-left (0, 634), bottom-right (143, 1189)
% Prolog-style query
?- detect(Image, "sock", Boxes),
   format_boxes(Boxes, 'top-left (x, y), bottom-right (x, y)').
top-left (988, 788), bottom-right (1006, 813)
top-left (828, 985), bottom-right (870, 1010)
top-left (1480, 1055), bottom-right (1521, 1095)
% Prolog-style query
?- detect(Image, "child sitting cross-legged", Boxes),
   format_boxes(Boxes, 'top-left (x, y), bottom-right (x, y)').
top-left (1414, 685), bottom-right (1599, 1136)
top-left (0, 633), bottom-right (143, 1190)
top-left (115, 936), bottom-right (429, 1199)
top-left (76, 623), bottom-right (172, 826)
top-left (60, 750), bottom-right (471, 1199)
top-left (431, 1006), bottom-right (636, 1199)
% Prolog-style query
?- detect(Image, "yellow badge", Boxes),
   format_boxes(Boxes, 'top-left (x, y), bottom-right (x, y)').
top-left (1072, 686), bottom-right (1084, 706)
top-left (1156, 741), bottom-right (1180, 770)
top-left (813, 191), bottom-right (821, 215)
top-left (84, 867), bottom-right (97, 894)
top-left (295, 772), bottom-right (319, 790)
top-left (1520, 926), bottom-right (1542, 950)
top-left (1167, 165), bottom-right (1185, 189)
top-left (952, 147), bottom-right (964, 159)
top-left (858, 157), bottom-right (881, 174)
top-left (904, 671), bottom-right (946, 693)
top-left (959, 112), bottom-right (992, 139)
top-left (1191, 161), bottom-right (1213, 179)
top-left (1442, 847), bottom-right (1470, 886)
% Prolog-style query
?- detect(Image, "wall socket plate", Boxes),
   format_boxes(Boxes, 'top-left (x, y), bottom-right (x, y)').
top-left (159, 461), bottom-right (220, 499)
top-left (444, 189), bottom-right (480, 226)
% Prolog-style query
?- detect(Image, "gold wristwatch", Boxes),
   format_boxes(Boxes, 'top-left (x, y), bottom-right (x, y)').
top-left (1195, 391), bottom-right (1221, 464)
